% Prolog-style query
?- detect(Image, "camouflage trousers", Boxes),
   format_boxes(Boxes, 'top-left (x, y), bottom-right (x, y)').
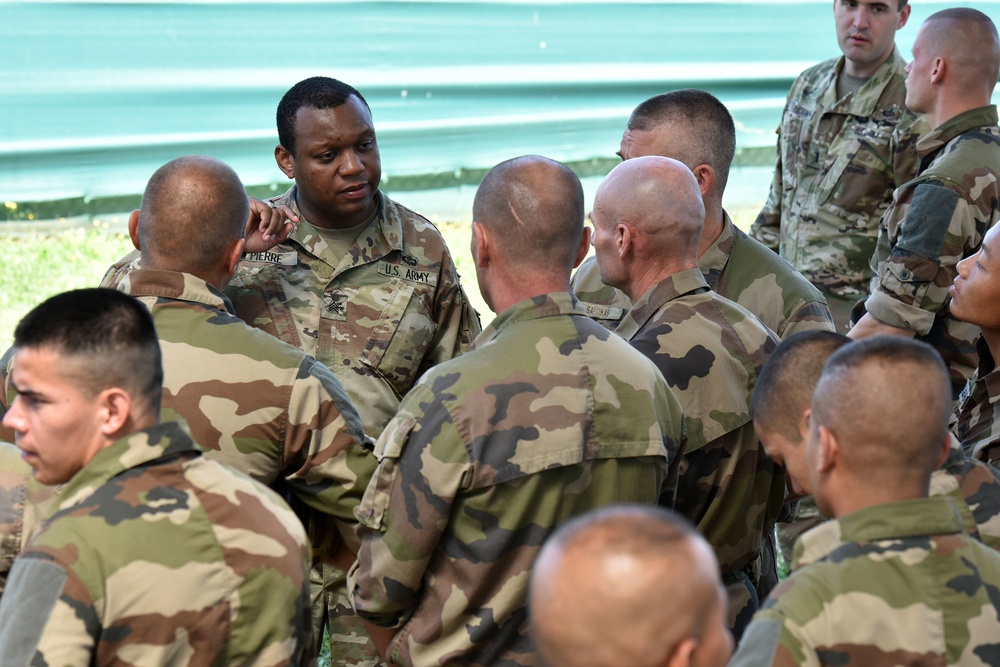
top-left (724, 567), bottom-right (759, 642)
top-left (312, 564), bottom-right (386, 667)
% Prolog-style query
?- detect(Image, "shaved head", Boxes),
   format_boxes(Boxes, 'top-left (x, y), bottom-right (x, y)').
top-left (921, 8), bottom-right (1000, 93)
top-left (473, 155), bottom-right (585, 274)
top-left (752, 331), bottom-right (850, 443)
top-left (138, 156), bottom-right (250, 275)
top-left (530, 505), bottom-right (732, 667)
top-left (811, 337), bottom-right (950, 491)
top-left (591, 156), bottom-right (705, 296)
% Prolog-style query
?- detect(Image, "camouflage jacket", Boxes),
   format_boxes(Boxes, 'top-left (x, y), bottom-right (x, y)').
top-left (951, 336), bottom-right (1000, 466)
top-left (615, 269), bottom-right (782, 577)
top-left (0, 442), bottom-right (57, 597)
top-left (0, 421), bottom-right (313, 666)
top-left (347, 292), bottom-right (683, 667)
top-left (866, 106), bottom-right (1000, 386)
top-left (750, 48), bottom-right (923, 300)
top-left (930, 435), bottom-right (1000, 552)
top-left (731, 496), bottom-right (1000, 666)
top-left (115, 268), bottom-right (375, 555)
top-left (571, 212), bottom-right (835, 337)
top-left (226, 188), bottom-right (480, 437)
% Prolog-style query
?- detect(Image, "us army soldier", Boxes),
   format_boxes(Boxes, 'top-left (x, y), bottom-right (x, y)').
top-left (0, 289), bottom-right (313, 665)
top-left (348, 156), bottom-right (684, 666)
top-left (751, 0), bottom-right (923, 331)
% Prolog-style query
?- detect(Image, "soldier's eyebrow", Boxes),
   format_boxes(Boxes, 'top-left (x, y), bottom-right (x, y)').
top-left (9, 379), bottom-right (41, 401)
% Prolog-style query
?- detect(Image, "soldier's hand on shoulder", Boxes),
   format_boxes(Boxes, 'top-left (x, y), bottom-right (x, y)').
top-left (244, 197), bottom-right (298, 253)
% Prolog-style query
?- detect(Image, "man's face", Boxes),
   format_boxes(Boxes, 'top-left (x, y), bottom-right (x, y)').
top-left (834, 0), bottom-right (909, 78)
top-left (1, 348), bottom-right (106, 485)
top-left (278, 95), bottom-right (382, 229)
top-left (755, 418), bottom-right (811, 497)
top-left (904, 24), bottom-right (933, 114)
top-left (950, 226), bottom-right (1000, 332)
top-left (590, 201), bottom-right (625, 290)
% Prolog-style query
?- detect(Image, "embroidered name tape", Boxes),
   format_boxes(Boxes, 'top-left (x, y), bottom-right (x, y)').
top-left (244, 250), bottom-right (298, 266)
top-left (378, 261), bottom-right (437, 286)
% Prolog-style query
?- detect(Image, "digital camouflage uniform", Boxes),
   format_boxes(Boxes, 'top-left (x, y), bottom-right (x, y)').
top-left (865, 106), bottom-right (1000, 388)
top-left (952, 337), bottom-right (1000, 466)
top-left (750, 49), bottom-right (924, 330)
top-left (115, 267), bottom-right (376, 557)
top-left (729, 496), bottom-right (1000, 667)
top-left (570, 212), bottom-right (835, 337)
top-left (0, 420), bottom-right (313, 666)
top-left (0, 442), bottom-right (57, 597)
top-left (614, 268), bottom-right (782, 636)
top-left (347, 293), bottom-right (683, 667)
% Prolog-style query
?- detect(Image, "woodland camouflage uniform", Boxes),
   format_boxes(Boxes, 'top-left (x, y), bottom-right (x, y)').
top-left (615, 268), bottom-right (782, 635)
top-left (0, 421), bottom-right (313, 666)
top-left (730, 496), bottom-right (1000, 667)
top-left (348, 293), bottom-right (683, 667)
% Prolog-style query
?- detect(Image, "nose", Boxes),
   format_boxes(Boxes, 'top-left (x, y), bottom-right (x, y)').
top-left (956, 252), bottom-right (976, 279)
top-left (905, 60), bottom-right (913, 74)
top-left (854, 7), bottom-right (869, 29)
top-left (340, 150), bottom-right (364, 175)
top-left (2, 397), bottom-right (24, 434)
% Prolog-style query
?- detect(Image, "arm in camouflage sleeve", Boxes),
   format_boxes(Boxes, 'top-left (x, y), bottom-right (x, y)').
top-left (750, 113), bottom-right (787, 252)
top-left (418, 254), bottom-right (481, 374)
top-left (283, 357), bottom-right (377, 555)
top-left (349, 383), bottom-right (467, 630)
top-left (779, 300), bottom-right (837, 339)
top-left (0, 555), bottom-right (99, 665)
top-left (728, 614), bottom-right (806, 667)
top-left (865, 180), bottom-right (978, 335)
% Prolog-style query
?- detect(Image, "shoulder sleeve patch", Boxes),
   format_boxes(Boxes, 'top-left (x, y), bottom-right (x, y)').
top-left (897, 183), bottom-right (961, 258)
top-left (0, 557), bottom-right (70, 666)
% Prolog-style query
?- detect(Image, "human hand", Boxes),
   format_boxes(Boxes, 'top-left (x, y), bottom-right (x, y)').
top-left (244, 197), bottom-right (298, 253)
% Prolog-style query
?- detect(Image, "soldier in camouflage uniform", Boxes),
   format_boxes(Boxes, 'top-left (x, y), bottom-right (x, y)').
top-left (530, 505), bottom-right (733, 667)
top-left (850, 10), bottom-right (1000, 394)
top-left (591, 155), bottom-right (781, 638)
top-left (347, 156), bottom-right (684, 667)
top-left (949, 224), bottom-right (1000, 466)
top-left (753, 330), bottom-right (1000, 553)
top-left (731, 337), bottom-right (1000, 667)
top-left (750, 0), bottom-right (923, 331)
top-left (101, 79), bottom-right (481, 663)
top-left (571, 89), bottom-right (834, 338)
top-left (0, 442), bottom-right (57, 597)
top-left (0, 289), bottom-right (312, 665)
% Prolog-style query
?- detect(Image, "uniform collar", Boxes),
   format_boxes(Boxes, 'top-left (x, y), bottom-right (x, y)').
top-left (118, 268), bottom-right (235, 315)
top-left (822, 47), bottom-right (907, 117)
top-left (475, 292), bottom-right (587, 349)
top-left (53, 421), bottom-right (202, 516)
top-left (916, 105), bottom-right (1000, 165)
top-left (616, 269), bottom-right (709, 340)
top-left (697, 210), bottom-right (735, 291)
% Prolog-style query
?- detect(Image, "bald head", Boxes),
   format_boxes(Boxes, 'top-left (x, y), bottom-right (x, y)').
top-left (473, 155), bottom-right (585, 275)
top-left (138, 156), bottom-right (250, 276)
top-left (926, 9), bottom-right (999, 88)
top-left (811, 337), bottom-right (950, 492)
top-left (591, 156), bottom-right (705, 296)
top-left (530, 505), bottom-right (732, 667)
top-left (752, 331), bottom-right (850, 444)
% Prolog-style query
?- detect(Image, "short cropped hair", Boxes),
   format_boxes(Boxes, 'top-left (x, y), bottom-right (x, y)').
top-left (627, 89), bottom-right (736, 193)
top-left (14, 289), bottom-right (163, 412)
top-left (751, 331), bottom-right (850, 441)
top-left (277, 76), bottom-right (369, 156)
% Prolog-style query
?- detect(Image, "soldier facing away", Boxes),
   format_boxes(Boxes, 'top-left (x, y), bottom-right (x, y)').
top-left (530, 505), bottom-right (733, 667)
top-left (733, 336), bottom-right (1000, 666)
top-left (0, 289), bottom-right (313, 665)
top-left (347, 155), bottom-right (684, 667)
top-left (849, 9), bottom-right (1000, 395)
top-left (750, 0), bottom-right (923, 331)
top-left (590, 155), bottom-right (781, 637)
